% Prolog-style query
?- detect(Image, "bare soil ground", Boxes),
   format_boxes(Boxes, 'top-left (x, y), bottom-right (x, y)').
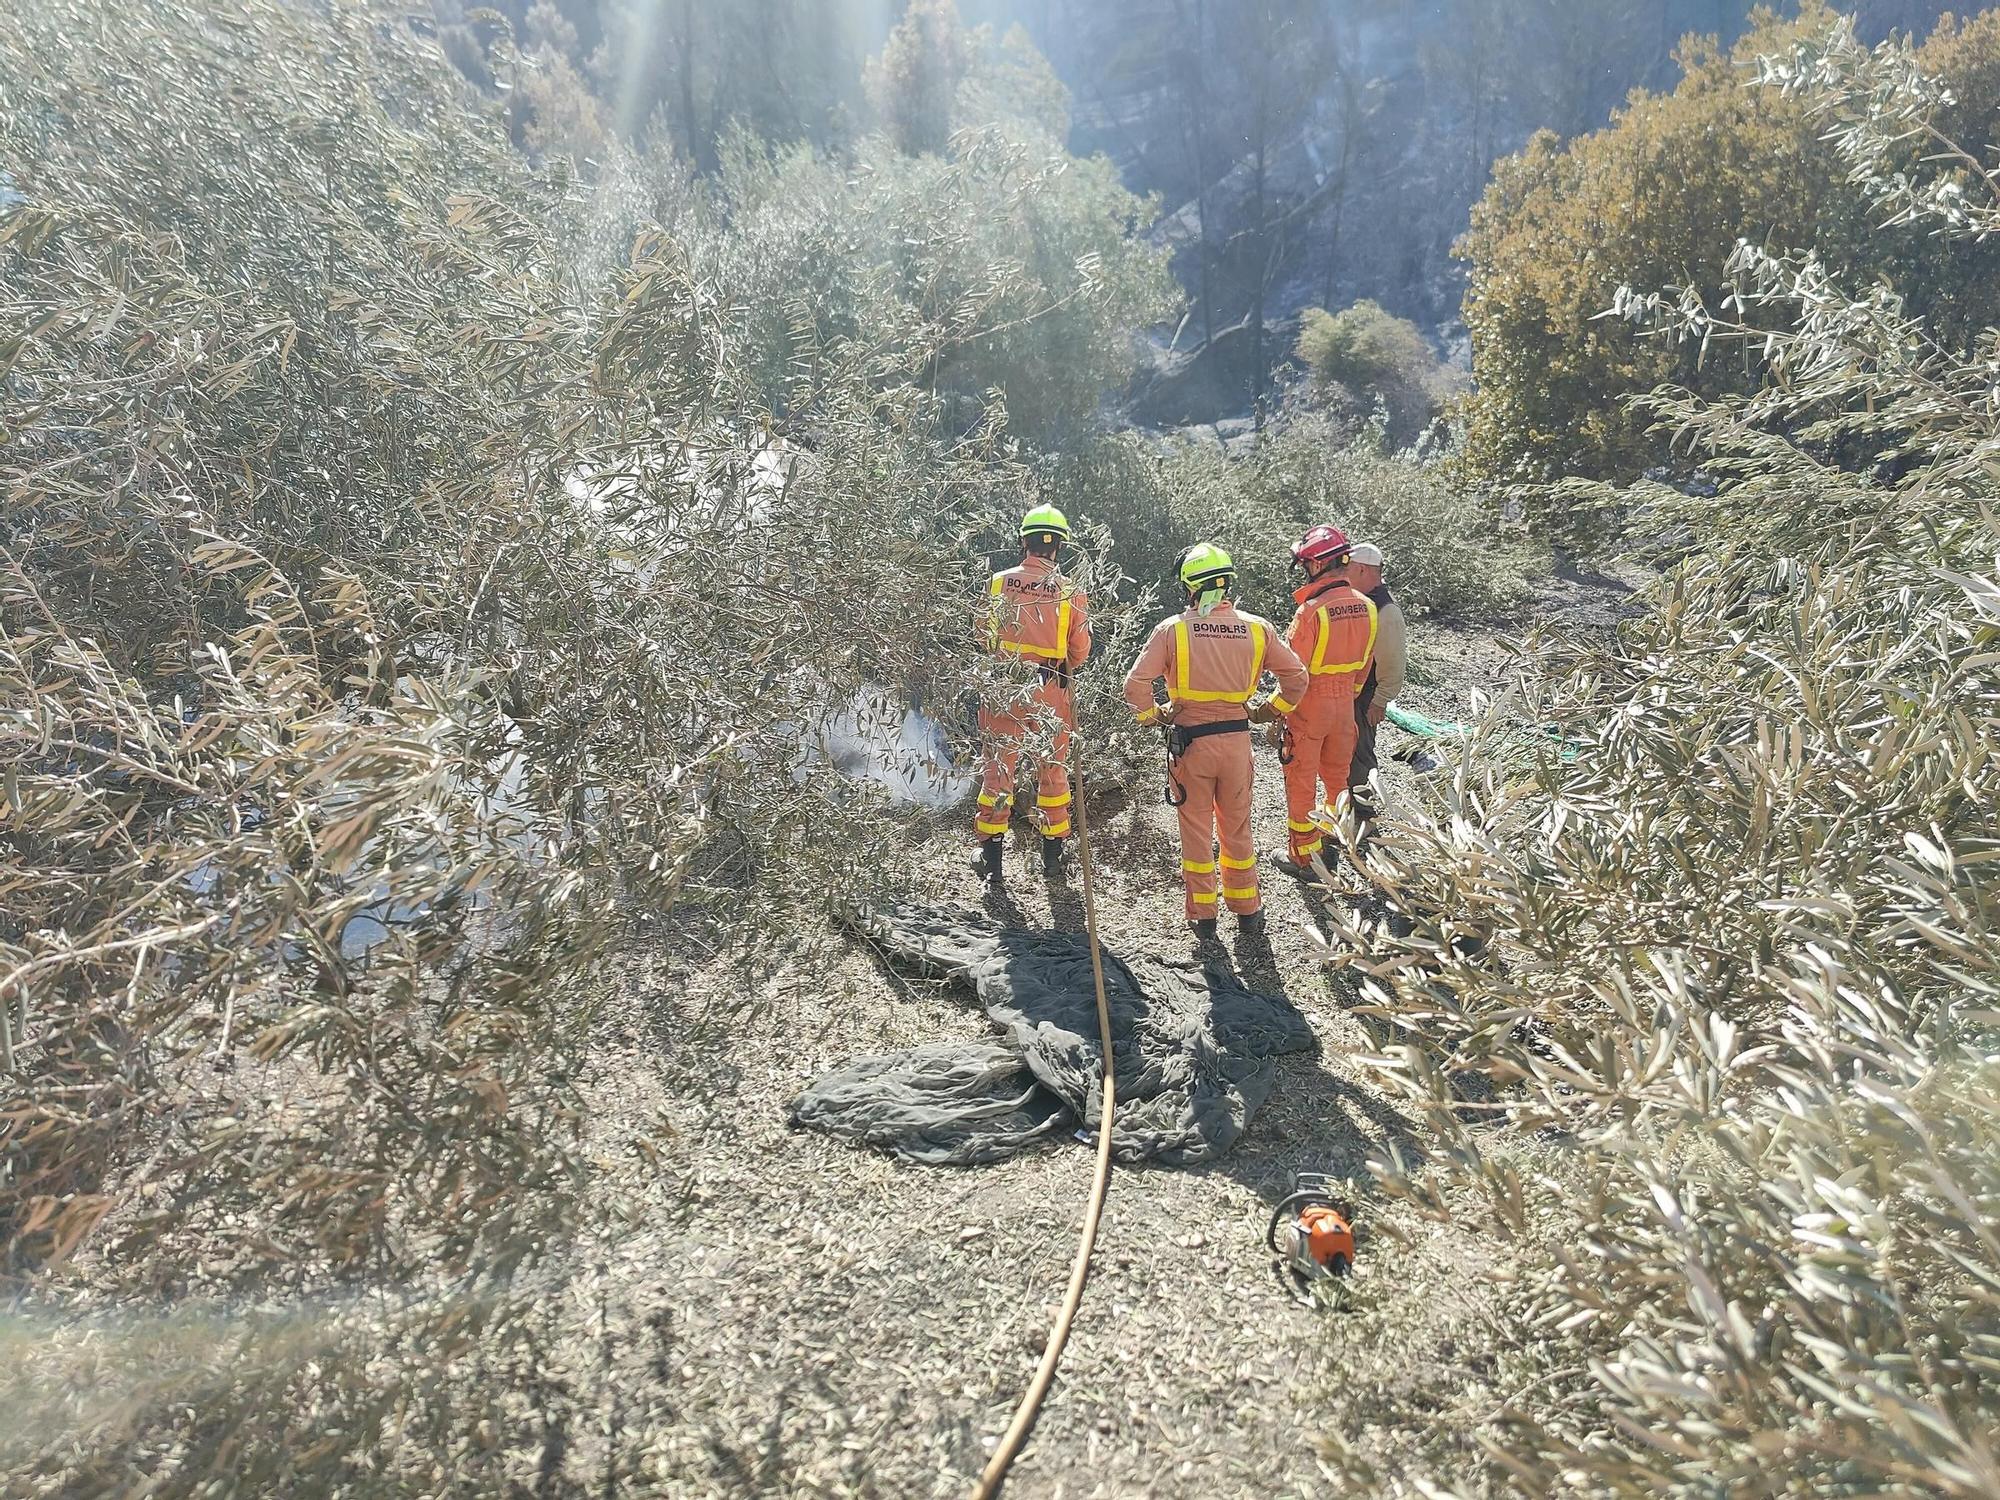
top-left (576, 566), bottom-right (1643, 1498)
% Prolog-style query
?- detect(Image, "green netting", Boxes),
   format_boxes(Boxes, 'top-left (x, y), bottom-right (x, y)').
top-left (1384, 702), bottom-right (1580, 761)
top-left (1385, 703), bottom-right (1470, 738)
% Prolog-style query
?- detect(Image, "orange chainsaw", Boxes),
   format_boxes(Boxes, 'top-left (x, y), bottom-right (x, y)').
top-left (1267, 1173), bottom-right (1356, 1297)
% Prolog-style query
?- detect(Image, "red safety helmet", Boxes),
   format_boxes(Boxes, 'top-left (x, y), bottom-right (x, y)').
top-left (1290, 523), bottom-right (1352, 574)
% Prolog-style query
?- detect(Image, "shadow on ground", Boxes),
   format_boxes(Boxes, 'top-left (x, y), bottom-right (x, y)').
top-left (1192, 933), bottom-right (1425, 1211)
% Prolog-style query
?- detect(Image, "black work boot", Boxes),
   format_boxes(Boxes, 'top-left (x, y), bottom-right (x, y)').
top-left (1041, 836), bottom-right (1069, 882)
top-left (1237, 910), bottom-right (1267, 937)
top-left (972, 837), bottom-right (1004, 885)
top-left (1191, 917), bottom-right (1219, 941)
top-left (1275, 852), bottom-right (1318, 883)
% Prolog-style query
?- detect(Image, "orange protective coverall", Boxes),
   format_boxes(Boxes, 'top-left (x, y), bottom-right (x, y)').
top-left (1123, 604), bottom-right (1309, 920)
top-left (1280, 576), bottom-right (1379, 863)
top-left (976, 554), bottom-right (1091, 842)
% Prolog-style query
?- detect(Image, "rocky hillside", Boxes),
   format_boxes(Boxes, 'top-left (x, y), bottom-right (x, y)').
top-left (970, 0), bottom-right (1960, 424)
top-left (427, 1), bottom-right (1962, 425)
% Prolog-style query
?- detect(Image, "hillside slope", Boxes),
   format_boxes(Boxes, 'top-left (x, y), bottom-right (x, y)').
top-left (565, 564), bottom-right (1636, 1495)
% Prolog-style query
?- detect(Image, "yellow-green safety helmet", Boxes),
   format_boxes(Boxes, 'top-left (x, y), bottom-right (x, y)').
top-left (1020, 504), bottom-right (1071, 545)
top-left (1178, 541), bottom-right (1235, 594)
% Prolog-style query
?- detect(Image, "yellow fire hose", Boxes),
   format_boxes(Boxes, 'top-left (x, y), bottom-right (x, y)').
top-left (971, 759), bottom-right (1117, 1500)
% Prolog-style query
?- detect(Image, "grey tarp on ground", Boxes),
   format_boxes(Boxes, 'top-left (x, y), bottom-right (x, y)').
top-left (788, 903), bottom-right (1316, 1166)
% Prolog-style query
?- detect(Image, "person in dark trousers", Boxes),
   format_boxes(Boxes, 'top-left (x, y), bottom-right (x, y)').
top-left (1347, 544), bottom-right (1406, 828)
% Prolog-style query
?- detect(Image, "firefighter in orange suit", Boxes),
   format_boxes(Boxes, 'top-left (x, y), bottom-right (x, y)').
top-left (974, 504), bottom-right (1091, 884)
top-left (1275, 523), bottom-right (1377, 876)
top-left (1122, 543), bottom-right (1308, 939)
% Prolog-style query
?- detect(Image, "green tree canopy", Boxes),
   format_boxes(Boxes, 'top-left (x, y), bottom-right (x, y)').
top-left (0, 11), bottom-right (1164, 1489)
top-left (867, 0), bottom-right (973, 156)
top-left (1456, 1), bottom-right (2000, 489)
top-left (687, 33), bottom-right (1176, 450)
top-left (1296, 299), bottom-right (1445, 443)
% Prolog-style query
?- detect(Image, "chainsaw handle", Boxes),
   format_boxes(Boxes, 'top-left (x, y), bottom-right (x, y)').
top-left (1266, 1189), bottom-right (1324, 1252)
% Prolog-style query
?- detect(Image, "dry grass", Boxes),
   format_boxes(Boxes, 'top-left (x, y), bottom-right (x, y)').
top-left (0, 3), bottom-right (1153, 1493)
top-left (8, 8), bottom-right (1997, 1499)
top-left (1310, 22), bottom-right (2000, 1496)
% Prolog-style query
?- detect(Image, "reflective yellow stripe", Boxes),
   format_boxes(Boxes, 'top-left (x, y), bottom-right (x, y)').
top-left (1189, 891), bottom-right (1219, 905)
top-left (1287, 818), bottom-right (1319, 834)
top-left (1134, 705), bottom-right (1161, 725)
top-left (1036, 792), bottom-right (1071, 808)
top-left (986, 573), bottom-right (1005, 653)
top-left (976, 818), bottom-right (1009, 835)
top-left (1041, 820), bottom-right (1071, 837)
top-left (1219, 855), bottom-right (1256, 870)
top-left (978, 792), bottom-right (1003, 807)
top-left (990, 574), bottom-right (1074, 661)
top-left (999, 640), bottom-right (1065, 660)
top-left (1182, 860), bottom-right (1216, 874)
top-left (1170, 617), bottom-right (1264, 705)
top-left (1271, 695), bottom-right (1297, 715)
top-left (1222, 886), bottom-right (1259, 901)
top-left (1310, 596), bottom-right (1379, 675)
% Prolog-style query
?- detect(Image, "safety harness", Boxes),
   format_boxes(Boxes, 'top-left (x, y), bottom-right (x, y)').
top-left (1163, 719), bottom-right (1251, 807)
top-left (1157, 615), bottom-right (1268, 807)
